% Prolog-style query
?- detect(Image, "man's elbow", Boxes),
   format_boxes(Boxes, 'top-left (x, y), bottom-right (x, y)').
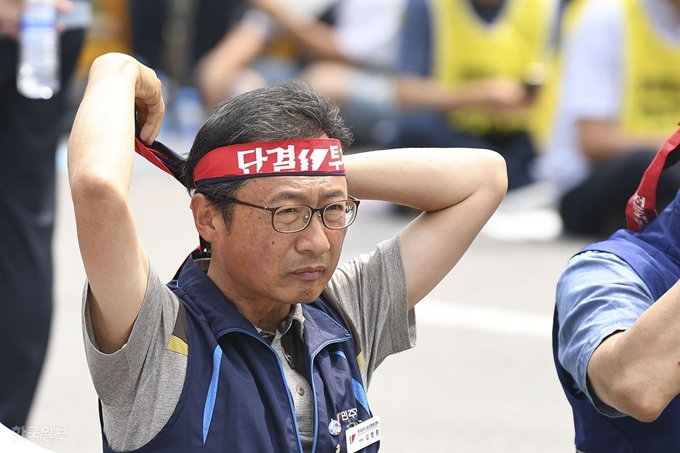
top-left (606, 379), bottom-right (672, 423)
top-left (483, 150), bottom-right (508, 199)
top-left (70, 167), bottom-right (126, 205)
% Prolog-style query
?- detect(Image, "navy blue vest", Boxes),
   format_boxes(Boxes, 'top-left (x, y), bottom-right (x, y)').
top-left (101, 257), bottom-right (377, 452)
top-left (552, 190), bottom-right (680, 452)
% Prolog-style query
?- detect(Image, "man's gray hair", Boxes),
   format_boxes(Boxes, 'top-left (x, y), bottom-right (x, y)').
top-left (181, 79), bottom-right (353, 229)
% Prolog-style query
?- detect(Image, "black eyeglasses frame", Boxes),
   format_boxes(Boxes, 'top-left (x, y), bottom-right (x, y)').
top-left (224, 195), bottom-right (361, 233)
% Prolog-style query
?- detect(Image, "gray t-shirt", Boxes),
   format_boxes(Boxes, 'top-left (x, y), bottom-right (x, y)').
top-left (83, 235), bottom-right (415, 452)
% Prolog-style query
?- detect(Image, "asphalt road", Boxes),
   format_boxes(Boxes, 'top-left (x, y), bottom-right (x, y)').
top-left (22, 160), bottom-right (590, 453)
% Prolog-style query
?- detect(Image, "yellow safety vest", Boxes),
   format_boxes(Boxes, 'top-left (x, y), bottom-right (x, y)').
top-left (621, 0), bottom-right (680, 136)
top-left (431, 0), bottom-right (556, 135)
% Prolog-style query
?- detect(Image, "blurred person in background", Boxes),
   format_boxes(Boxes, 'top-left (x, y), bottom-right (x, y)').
top-left (196, 0), bottom-right (406, 148)
top-left (537, 0), bottom-right (680, 238)
top-left (529, 0), bottom-right (589, 154)
top-left (128, 0), bottom-right (247, 81)
top-left (127, 0), bottom-right (248, 149)
top-left (0, 0), bottom-right (89, 432)
top-left (390, 0), bottom-right (559, 191)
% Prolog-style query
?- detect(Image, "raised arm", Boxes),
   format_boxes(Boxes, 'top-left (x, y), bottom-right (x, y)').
top-left (68, 53), bottom-right (164, 353)
top-left (343, 148), bottom-right (507, 309)
top-left (396, 75), bottom-right (531, 113)
top-left (578, 119), bottom-right (670, 163)
top-left (587, 279), bottom-right (680, 422)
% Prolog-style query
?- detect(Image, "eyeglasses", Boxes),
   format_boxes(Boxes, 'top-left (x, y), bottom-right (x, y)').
top-left (225, 195), bottom-right (361, 233)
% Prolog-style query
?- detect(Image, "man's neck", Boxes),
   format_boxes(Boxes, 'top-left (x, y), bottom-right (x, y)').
top-left (205, 259), bottom-right (293, 332)
top-left (230, 296), bottom-right (294, 334)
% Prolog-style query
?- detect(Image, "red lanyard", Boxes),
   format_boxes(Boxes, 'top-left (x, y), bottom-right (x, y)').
top-left (626, 125), bottom-right (680, 231)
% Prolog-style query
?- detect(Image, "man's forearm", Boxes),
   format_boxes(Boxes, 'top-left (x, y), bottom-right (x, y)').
top-left (68, 55), bottom-right (141, 195)
top-left (396, 76), bottom-right (528, 113)
top-left (579, 119), bottom-right (670, 162)
top-left (396, 76), bottom-right (477, 112)
top-left (254, 0), bottom-right (343, 60)
top-left (588, 280), bottom-right (680, 422)
top-left (343, 146), bottom-right (506, 211)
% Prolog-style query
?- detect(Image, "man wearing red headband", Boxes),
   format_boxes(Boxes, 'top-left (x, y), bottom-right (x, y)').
top-left (553, 126), bottom-right (680, 451)
top-left (68, 53), bottom-right (507, 453)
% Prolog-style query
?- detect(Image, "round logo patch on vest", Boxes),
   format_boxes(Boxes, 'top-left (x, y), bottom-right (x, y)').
top-left (328, 419), bottom-right (342, 436)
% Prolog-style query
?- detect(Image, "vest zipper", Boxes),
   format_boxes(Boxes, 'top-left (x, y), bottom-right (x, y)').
top-left (309, 337), bottom-right (351, 453)
top-left (217, 328), bottom-right (305, 453)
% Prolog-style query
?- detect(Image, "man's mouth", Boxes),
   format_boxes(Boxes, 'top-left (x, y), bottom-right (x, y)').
top-left (291, 266), bottom-right (326, 280)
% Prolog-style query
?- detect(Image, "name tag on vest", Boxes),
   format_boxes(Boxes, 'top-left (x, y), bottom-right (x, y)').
top-left (346, 416), bottom-right (381, 453)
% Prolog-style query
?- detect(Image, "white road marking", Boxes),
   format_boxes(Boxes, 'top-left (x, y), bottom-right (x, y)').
top-left (416, 299), bottom-right (552, 338)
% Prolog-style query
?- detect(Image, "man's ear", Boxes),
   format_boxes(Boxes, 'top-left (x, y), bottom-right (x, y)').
top-left (190, 194), bottom-right (221, 243)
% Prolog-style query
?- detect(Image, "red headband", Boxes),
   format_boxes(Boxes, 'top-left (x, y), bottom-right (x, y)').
top-left (626, 124), bottom-right (680, 231)
top-left (193, 139), bottom-right (345, 187)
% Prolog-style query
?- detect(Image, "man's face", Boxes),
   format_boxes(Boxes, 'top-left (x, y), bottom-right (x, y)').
top-left (210, 175), bottom-right (349, 308)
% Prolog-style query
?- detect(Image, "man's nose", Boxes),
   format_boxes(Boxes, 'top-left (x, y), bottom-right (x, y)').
top-left (297, 213), bottom-right (331, 253)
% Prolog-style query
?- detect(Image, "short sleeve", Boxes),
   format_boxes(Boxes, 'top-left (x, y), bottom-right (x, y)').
top-left (556, 251), bottom-right (654, 417)
top-left (325, 235), bottom-right (414, 389)
top-left (82, 264), bottom-right (187, 451)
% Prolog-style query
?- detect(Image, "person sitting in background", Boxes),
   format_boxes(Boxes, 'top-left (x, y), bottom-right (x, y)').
top-left (537, 0), bottom-right (680, 237)
top-left (390, 0), bottom-right (559, 191)
top-left (196, 0), bottom-right (406, 148)
top-left (127, 0), bottom-right (248, 149)
top-left (127, 0), bottom-right (247, 84)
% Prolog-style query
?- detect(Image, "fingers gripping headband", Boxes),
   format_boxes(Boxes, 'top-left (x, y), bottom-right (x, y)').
top-left (133, 137), bottom-right (346, 188)
top-left (626, 124), bottom-right (680, 232)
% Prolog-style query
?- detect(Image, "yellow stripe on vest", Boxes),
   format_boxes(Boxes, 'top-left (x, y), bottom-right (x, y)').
top-left (167, 335), bottom-right (189, 357)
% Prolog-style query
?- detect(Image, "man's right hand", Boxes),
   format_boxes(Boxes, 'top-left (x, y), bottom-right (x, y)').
top-left (89, 53), bottom-right (165, 144)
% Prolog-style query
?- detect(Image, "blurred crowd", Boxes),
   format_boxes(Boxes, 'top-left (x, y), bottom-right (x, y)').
top-left (68, 0), bottom-right (680, 242)
top-left (3, 0), bottom-right (680, 439)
